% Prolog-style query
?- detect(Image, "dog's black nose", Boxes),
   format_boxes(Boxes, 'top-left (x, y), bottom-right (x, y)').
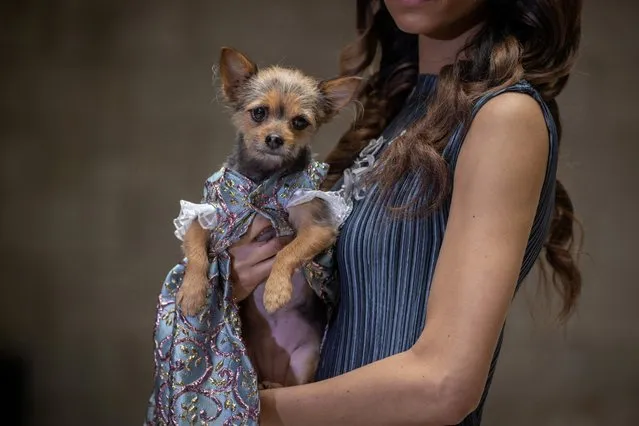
top-left (265, 134), bottom-right (284, 149)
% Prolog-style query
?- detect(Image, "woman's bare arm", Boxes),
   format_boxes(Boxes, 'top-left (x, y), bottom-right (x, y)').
top-left (259, 92), bottom-right (550, 426)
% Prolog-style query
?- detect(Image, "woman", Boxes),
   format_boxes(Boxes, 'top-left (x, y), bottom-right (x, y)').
top-left (230, 0), bottom-right (582, 424)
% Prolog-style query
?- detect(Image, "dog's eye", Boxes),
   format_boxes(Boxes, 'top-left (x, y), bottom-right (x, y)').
top-left (250, 107), bottom-right (267, 122)
top-left (291, 116), bottom-right (309, 131)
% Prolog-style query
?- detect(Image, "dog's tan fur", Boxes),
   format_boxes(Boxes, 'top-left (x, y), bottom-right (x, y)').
top-left (176, 221), bottom-right (209, 315)
top-left (175, 47), bottom-right (359, 387)
top-left (263, 198), bottom-right (338, 311)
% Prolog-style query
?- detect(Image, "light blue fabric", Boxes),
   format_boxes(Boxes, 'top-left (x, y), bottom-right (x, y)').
top-left (145, 160), bottom-right (335, 425)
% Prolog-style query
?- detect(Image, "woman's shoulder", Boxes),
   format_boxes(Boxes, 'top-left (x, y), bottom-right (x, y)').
top-left (474, 89), bottom-right (548, 130)
top-left (449, 83), bottom-right (553, 207)
top-left (445, 80), bottom-right (557, 168)
top-left (470, 80), bottom-right (550, 123)
top-left (466, 90), bottom-right (550, 162)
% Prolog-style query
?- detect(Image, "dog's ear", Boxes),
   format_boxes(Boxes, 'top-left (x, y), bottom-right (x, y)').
top-left (318, 76), bottom-right (362, 117)
top-left (219, 47), bottom-right (258, 103)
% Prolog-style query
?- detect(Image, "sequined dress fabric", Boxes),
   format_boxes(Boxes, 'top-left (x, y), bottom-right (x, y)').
top-left (145, 161), bottom-right (339, 425)
top-left (315, 75), bottom-right (560, 425)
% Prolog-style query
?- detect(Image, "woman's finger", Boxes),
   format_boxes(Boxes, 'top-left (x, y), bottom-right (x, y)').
top-left (234, 215), bottom-right (273, 247)
top-left (229, 235), bottom-right (285, 269)
top-left (247, 257), bottom-right (276, 285)
top-left (243, 235), bottom-right (292, 265)
top-left (232, 257), bottom-right (276, 302)
top-left (254, 226), bottom-right (277, 243)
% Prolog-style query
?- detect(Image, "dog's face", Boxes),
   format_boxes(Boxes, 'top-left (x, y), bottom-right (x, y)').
top-left (219, 47), bottom-right (360, 172)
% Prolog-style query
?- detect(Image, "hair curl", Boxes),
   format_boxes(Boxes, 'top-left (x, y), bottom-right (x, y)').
top-left (323, 0), bottom-right (582, 320)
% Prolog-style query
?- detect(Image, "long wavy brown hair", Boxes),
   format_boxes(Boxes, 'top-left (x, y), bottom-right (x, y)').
top-left (323, 0), bottom-right (582, 320)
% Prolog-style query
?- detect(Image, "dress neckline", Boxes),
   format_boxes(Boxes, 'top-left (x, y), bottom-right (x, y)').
top-left (407, 73), bottom-right (438, 103)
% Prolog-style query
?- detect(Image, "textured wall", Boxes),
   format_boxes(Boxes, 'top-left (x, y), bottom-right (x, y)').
top-left (0, 1), bottom-right (636, 425)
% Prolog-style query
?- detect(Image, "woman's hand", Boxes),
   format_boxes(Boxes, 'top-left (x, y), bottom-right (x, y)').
top-left (229, 215), bottom-right (292, 302)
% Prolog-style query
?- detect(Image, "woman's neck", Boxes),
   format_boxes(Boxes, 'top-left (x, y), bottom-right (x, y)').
top-left (418, 22), bottom-right (483, 75)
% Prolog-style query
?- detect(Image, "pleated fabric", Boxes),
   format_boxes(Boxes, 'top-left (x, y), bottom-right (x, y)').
top-left (315, 74), bottom-right (558, 425)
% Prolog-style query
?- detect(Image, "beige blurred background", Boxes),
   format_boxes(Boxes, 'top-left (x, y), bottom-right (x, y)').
top-left (0, 1), bottom-right (637, 425)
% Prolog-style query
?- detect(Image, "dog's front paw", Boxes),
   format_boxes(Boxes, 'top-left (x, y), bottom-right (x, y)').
top-left (263, 273), bottom-right (293, 313)
top-left (177, 275), bottom-right (208, 316)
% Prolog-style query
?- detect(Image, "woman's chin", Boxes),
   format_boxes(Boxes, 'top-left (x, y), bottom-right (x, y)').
top-left (392, 14), bottom-right (439, 35)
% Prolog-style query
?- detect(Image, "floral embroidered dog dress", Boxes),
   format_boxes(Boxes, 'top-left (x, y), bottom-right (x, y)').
top-left (145, 160), bottom-right (349, 426)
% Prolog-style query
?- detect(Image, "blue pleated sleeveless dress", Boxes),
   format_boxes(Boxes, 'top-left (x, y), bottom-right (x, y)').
top-left (315, 74), bottom-right (559, 425)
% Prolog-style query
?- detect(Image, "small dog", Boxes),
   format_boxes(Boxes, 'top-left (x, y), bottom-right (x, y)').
top-left (175, 47), bottom-right (359, 387)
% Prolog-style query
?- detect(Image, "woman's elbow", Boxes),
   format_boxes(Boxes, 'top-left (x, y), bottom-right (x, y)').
top-left (434, 375), bottom-right (483, 425)
top-left (439, 383), bottom-right (481, 425)
top-left (407, 359), bottom-right (483, 425)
